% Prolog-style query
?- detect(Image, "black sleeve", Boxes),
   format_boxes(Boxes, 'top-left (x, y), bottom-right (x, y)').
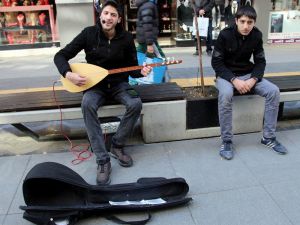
top-left (203, 0), bottom-right (215, 13)
top-left (251, 33), bottom-right (266, 81)
top-left (53, 28), bottom-right (87, 77)
top-left (211, 31), bottom-right (235, 82)
top-left (126, 35), bottom-right (143, 78)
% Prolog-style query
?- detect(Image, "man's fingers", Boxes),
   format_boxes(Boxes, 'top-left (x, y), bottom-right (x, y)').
top-left (141, 66), bottom-right (152, 76)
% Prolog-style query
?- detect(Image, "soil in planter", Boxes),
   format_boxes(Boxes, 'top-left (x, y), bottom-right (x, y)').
top-left (182, 85), bottom-right (218, 100)
top-left (183, 86), bottom-right (220, 129)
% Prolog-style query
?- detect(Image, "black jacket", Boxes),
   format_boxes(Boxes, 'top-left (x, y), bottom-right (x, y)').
top-left (193, 0), bottom-right (214, 19)
top-left (177, 3), bottom-right (194, 26)
top-left (211, 25), bottom-right (266, 82)
top-left (224, 4), bottom-right (236, 27)
top-left (135, 0), bottom-right (159, 45)
top-left (54, 22), bottom-right (142, 85)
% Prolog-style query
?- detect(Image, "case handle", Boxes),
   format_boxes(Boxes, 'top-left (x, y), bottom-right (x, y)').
top-left (106, 213), bottom-right (151, 225)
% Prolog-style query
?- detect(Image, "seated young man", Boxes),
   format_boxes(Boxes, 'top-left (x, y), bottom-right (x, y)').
top-left (211, 5), bottom-right (287, 160)
top-left (54, 0), bottom-right (151, 184)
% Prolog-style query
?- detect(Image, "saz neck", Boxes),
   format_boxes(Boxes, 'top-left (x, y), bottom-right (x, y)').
top-left (108, 62), bottom-right (164, 75)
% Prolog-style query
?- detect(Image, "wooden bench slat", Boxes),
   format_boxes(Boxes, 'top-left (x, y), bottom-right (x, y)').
top-left (266, 76), bottom-right (300, 92)
top-left (0, 83), bottom-right (185, 113)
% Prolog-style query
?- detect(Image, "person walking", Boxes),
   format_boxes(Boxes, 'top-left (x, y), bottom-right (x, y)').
top-left (192, 0), bottom-right (214, 56)
top-left (135, 0), bottom-right (165, 59)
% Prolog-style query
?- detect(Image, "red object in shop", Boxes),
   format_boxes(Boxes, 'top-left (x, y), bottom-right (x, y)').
top-left (11, 0), bottom-right (18, 6)
top-left (6, 33), bottom-right (14, 44)
top-left (17, 13), bottom-right (25, 28)
top-left (0, 5), bottom-right (57, 42)
top-left (40, 0), bottom-right (49, 5)
top-left (3, 0), bottom-right (12, 7)
top-left (38, 12), bottom-right (46, 25)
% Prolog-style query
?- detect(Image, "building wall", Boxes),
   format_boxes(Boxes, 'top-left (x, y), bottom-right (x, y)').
top-left (55, 0), bottom-right (94, 48)
top-left (253, 0), bottom-right (273, 43)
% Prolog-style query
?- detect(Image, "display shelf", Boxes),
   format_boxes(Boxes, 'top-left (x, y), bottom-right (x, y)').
top-left (127, 18), bottom-right (137, 22)
top-left (0, 5), bottom-right (57, 44)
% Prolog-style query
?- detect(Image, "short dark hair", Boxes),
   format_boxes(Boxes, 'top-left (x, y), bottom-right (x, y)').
top-left (235, 5), bottom-right (257, 21)
top-left (101, 0), bottom-right (123, 16)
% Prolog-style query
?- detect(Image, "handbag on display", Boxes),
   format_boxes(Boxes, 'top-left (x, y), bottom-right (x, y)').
top-left (20, 162), bottom-right (192, 225)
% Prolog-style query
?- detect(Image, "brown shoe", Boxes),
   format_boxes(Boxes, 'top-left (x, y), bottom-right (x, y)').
top-left (110, 147), bottom-right (133, 167)
top-left (96, 161), bottom-right (111, 185)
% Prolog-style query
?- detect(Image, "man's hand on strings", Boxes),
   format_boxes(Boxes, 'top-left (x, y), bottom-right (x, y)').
top-left (141, 63), bottom-right (152, 77)
top-left (65, 71), bottom-right (87, 86)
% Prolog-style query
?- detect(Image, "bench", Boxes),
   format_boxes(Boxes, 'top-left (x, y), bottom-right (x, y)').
top-left (0, 76), bottom-right (299, 144)
top-left (0, 82), bottom-right (185, 143)
top-left (266, 75), bottom-right (300, 102)
top-left (266, 75), bottom-right (300, 119)
top-left (176, 75), bottom-right (300, 141)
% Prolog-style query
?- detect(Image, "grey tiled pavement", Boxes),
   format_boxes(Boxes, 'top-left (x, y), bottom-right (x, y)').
top-left (0, 129), bottom-right (300, 225)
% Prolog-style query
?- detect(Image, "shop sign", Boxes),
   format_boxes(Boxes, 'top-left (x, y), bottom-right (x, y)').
top-left (268, 10), bottom-right (300, 44)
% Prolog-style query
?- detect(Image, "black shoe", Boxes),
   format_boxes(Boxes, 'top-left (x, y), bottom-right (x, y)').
top-left (96, 161), bottom-right (111, 185)
top-left (261, 137), bottom-right (287, 155)
top-left (206, 50), bottom-right (212, 56)
top-left (219, 141), bottom-right (234, 160)
top-left (110, 146), bottom-right (133, 167)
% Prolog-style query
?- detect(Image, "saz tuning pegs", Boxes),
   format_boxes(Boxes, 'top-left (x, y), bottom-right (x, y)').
top-left (156, 57), bottom-right (182, 66)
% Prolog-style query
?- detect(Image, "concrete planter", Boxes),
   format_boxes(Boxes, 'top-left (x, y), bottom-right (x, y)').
top-left (141, 87), bottom-right (265, 143)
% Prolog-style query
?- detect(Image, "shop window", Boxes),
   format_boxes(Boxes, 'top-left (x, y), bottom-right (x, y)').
top-left (175, 0), bottom-right (226, 45)
top-left (125, 0), bottom-right (137, 35)
top-left (268, 0), bottom-right (300, 43)
top-left (272, 0), bottom-right (299, 10)
top-left (0, 0), bottom-right (58, 49)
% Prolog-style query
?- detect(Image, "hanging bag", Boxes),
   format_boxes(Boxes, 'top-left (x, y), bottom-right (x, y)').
top-left (192, 16), bottom-right (209, 37)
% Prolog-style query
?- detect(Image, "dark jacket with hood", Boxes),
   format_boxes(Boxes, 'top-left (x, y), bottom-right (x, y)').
top-left (135, 0), bottom-right (159, 45)
top-left (211, 25), bottom-right (266, 82)
top-left (54, 21), bottom-right (142, 85)
top-left (193, 0), bottom-right (214, 19)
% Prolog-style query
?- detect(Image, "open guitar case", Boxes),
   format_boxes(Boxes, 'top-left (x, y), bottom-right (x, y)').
top-left (20, 162), bottom-right (192, 225)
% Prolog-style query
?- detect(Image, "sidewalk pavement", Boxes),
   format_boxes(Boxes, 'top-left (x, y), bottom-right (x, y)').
top-left (1, 44), bottom-right (300, 90)
top-left (1, 128), bottom-right (300, 225)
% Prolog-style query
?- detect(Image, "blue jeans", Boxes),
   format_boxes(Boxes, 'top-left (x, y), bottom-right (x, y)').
top-left (81, 82), bottom-right (142, 165)
top-left (216, 75), bottom-right (280, 142)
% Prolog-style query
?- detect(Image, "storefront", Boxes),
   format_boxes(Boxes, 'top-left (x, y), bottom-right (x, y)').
top-left (268, 0), bottom-right (300, 44)
top-left (0, 0), bottom-right (59, 50)
top-left (124, 0), bottom-right (176, 46)
top-left (0, 0), bottom-right (267, 51)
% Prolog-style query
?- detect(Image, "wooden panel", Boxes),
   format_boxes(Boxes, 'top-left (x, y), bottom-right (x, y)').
top-left (0, 83), bottom-right (185, 113)
top-left (266, 75), bottom-right (300, 92)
